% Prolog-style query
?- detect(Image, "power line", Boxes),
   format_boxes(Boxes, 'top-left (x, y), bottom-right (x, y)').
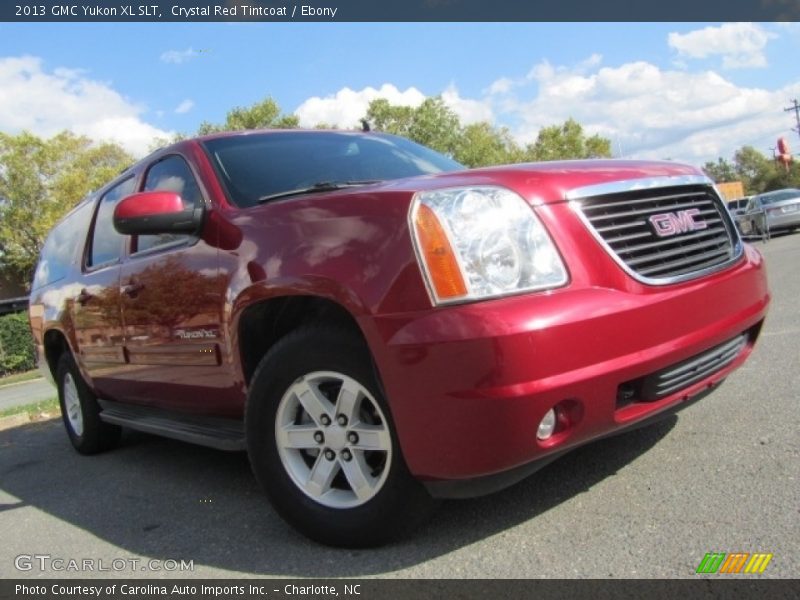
top-left (785, 99), bottom-right (800, 140)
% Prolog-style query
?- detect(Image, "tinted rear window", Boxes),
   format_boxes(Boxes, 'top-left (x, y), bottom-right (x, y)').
top-left (202, 132), bottom-right (464, 208)
top-left (32, 201), bottom-right (93, 289)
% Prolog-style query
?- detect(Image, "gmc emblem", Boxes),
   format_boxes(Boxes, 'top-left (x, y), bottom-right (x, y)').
top-left (648, 209), bottom-right (708, 237)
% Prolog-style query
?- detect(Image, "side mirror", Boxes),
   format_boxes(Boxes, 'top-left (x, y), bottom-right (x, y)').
top-left (113, 191), bottom-right (203, 235)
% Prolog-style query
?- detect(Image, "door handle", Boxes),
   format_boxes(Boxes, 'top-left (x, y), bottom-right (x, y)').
top-left (76, 289), bottom-right (93, 305)
top-left (121, 282), bottom-right (145, 297)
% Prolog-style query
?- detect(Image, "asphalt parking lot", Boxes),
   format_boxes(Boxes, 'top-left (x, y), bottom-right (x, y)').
top-left (1, 235), bottom-right (798, 579)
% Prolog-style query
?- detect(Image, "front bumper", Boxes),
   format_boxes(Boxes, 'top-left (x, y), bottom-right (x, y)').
top-left (366, 244), bottom-right (769, 495)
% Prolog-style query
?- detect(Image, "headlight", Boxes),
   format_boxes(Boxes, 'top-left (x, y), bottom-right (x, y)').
top-left (410, 186), bottom-right (568, 305)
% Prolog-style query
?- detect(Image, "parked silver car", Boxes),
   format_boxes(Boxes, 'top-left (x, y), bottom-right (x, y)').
top-left (736, 188), bottom-right (800, 238)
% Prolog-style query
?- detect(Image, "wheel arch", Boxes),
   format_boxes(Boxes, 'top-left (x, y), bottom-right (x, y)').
top-left (236, 293), bottom-right (375, 388)
top-left (42, 327), bottom-right (73, 382)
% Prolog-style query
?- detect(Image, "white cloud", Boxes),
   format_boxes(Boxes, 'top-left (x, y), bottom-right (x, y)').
top-left (485, 56), bottom-right (602, 99)
top-left (295, 84), bottom-right (426, 128)
top-left (290, 64), bottom-right (797, 165)
top-left (494, 56), bottom-right (797, 164)
top-left (294, 82), bottom-right (493, 129)
top-left (527, 60), bottom-right (555, 82)
top-left (668, 23), bottom-right (775, 69)
top-left (0, 55), bottom-right (171, 156)
top-left (175, 99), bottom-right (194, 114)
top-left (486, 77), bottom-right (514, 95)
top-left (441, 84), bottom-right (493, 124)
top-left (578, 53), bottom-right (604, 70)
top-left (160, 47), bottom-right (197, 64)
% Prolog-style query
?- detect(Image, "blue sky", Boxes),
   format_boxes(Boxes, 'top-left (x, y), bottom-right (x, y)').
top-left (1, 22), bottom-right (798, 165)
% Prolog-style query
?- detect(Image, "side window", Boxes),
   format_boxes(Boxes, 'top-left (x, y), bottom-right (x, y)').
top-left (136, 155), bottom-right (202, 254)
top-left (87, 177), bottom-right (136, 268)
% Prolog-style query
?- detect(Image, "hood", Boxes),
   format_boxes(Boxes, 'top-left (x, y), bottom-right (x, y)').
top-left (377, 159), bottom-right (706, 205)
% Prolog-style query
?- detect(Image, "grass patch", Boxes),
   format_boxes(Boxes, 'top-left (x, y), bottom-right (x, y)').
top-left (0, 369), bottom-right (42, 388)
top-left (0, 396), bottom-right (59, 420)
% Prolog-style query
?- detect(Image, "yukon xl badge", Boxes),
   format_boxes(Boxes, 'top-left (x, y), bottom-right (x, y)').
top-left (649, 209), bottom-right (708, 237)
top-left (175, 328), bottom-right (218, 340)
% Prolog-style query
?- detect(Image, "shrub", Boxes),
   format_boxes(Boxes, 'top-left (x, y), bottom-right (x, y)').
top-left (0, 312), bottom-right (35, 375)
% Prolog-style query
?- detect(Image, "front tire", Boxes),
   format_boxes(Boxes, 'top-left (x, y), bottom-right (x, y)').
top-left (246, 325), bottom-right (435, 547)
top-left (56, 353), bottom-right (121, 454)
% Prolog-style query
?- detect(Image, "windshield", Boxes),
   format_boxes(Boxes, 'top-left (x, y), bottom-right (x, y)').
top-left (202, 131), bottom-right (465, 208)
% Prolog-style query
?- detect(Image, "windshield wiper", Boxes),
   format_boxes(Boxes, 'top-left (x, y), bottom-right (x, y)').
top-left (257, 180), bottom-right (382, 204)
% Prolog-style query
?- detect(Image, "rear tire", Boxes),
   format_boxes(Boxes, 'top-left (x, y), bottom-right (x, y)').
top-left (246, 324), bottom-right (435, 547)
top-left (56, 353), bottom-right (121, 455)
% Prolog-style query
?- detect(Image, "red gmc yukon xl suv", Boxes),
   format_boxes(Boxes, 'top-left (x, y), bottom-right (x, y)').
top-left (29, 130), bottom-right (770, 546)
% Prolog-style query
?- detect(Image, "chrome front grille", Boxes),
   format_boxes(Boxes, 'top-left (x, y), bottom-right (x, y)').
top-left (572, 179), bottom-right (741, 284)
top-left (639, 333), bottom-right (748, 401)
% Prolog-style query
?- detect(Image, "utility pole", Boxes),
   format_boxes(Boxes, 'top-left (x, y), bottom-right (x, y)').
top-left (786, 99), bottom-right (800, 140)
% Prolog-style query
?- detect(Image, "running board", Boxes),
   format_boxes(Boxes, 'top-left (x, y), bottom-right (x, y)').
top-left (98, 400), bottom-right (245, 451)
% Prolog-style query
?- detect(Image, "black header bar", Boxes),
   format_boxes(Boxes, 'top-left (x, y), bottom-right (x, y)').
top-left (2, 1), bottom-right (798, 22)
top-left (2, 579), bottom-right (800, 600)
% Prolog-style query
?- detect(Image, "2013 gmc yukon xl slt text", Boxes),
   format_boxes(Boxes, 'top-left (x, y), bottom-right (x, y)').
top-left (29, 131), bottom-right (770, 547)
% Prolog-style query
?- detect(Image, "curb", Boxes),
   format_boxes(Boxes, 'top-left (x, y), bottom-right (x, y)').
top-left (0, 412), bottom-right (59, 431)
top-left (0, 413), bottom-right (31, 431)
top-left (0, 377), bottom-right (45, 390)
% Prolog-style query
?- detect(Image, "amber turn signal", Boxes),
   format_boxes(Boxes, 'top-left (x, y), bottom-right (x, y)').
top-left (413, 204), bottom-right (468, 301)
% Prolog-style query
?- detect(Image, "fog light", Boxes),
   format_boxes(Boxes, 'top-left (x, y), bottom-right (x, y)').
top-left (537, 408), bottom-right (557, 440)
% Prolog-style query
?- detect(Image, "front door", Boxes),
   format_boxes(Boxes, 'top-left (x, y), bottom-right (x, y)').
top-left (117, 154), bottom-right (228, 412)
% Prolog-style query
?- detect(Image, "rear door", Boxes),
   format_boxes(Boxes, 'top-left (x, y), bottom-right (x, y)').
top-left (69, 177), bottom-right (135, 400)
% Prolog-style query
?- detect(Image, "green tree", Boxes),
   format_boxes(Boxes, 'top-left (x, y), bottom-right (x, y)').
top-left (733, 146), bottom-right (775, 194)
top-left (366, 97), bottom-right (462, 157)
top-left (148, 132), bottom-right (187, 153)
top-left (366, 98), bottom-right (415, 137)
top-left (0, 312), bottom-right (35, 375)
top-left (732, 145), bottom-right (800, 194)
top-left (702, 157), bottom-right (738, 183)
top-left (705, 146), bottom-right (800, 195)
top-left (525, 118), bottom-right (612, 161)
top-left (0, 131), bottom-right (132, 288)
top-left (365, 99), bottom-right (613, 168)
top-left (454, 122), bottom-right (524, 168)
top-left (197, 97), bottom-right (299, 135)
